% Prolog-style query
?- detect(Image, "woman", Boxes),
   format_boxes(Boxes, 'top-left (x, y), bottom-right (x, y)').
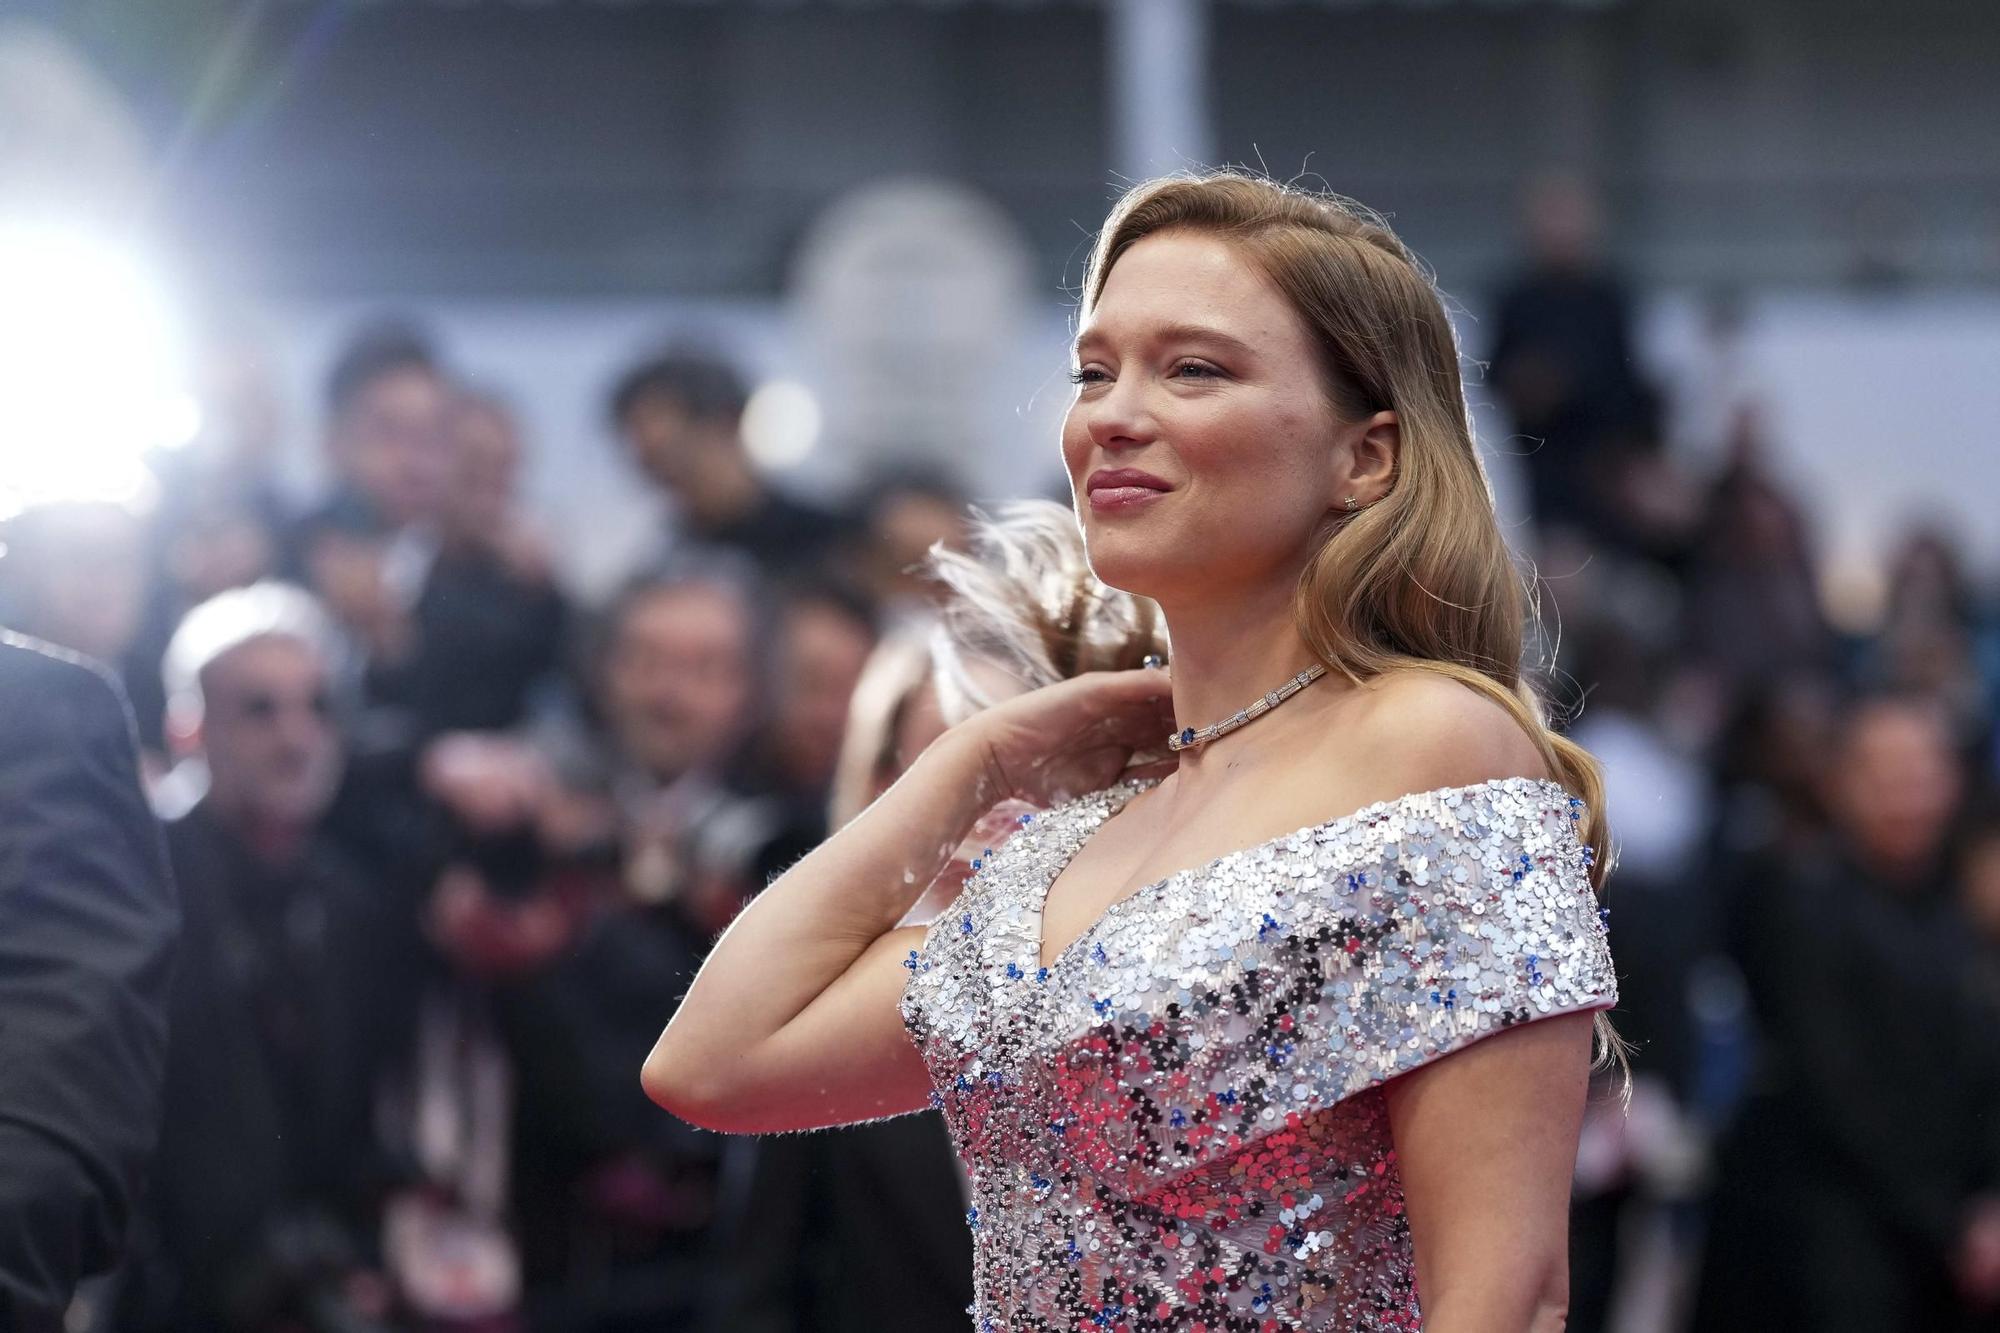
top-left (645, 172), bottom-right (1621, 1331)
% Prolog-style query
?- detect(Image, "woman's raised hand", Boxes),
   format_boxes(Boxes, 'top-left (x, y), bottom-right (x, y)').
top-left (956, 667), bottom-right (1177, 810)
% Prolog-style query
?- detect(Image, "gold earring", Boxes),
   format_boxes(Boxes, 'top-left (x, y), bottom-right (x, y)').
top-left (1344, 495), bottom-right (1360, 510)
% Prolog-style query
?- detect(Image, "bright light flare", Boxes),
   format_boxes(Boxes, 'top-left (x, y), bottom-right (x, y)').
top-left (0, 225), bottom-right (196, 517)
top-left (741, 379), bottom-right (822, 472)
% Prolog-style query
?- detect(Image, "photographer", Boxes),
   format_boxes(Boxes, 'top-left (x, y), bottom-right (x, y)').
top-left (420, 562), bottom-right (786, 1331)
top-left (120, 583), bottom-right (416, 1333)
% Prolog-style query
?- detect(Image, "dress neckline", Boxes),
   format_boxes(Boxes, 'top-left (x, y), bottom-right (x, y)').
top-left (1028, 772), bottom-right (1574, 973)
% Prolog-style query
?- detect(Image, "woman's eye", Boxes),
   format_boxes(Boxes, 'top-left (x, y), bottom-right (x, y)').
top-left (1068, 367), bottom-right (1109, 386)
top-left (1171, 361), bottom-right (1221, 380)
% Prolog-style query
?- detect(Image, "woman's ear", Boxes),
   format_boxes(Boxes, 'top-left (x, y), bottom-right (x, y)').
top-left (1331, 410), bottom-right (1400, 509)
top-left (1355, 410), bottom-right (1400, 492)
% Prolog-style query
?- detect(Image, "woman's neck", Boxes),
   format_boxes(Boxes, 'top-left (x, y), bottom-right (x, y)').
top-left (1157, 579), bottom-right (1331, 778)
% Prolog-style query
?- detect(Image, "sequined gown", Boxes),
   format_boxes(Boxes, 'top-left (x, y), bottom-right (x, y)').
top-left (900, 774), bottom-right (1618, 1332)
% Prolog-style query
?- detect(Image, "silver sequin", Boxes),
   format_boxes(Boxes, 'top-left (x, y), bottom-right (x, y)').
top-left (901, 775), bottom-right (1618, 1331)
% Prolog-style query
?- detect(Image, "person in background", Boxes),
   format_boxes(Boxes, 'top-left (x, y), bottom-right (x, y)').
top-left (363, 389), bottom-right (567, 739)
top-left (608, 347), bottom-right (857, 582)
top-left (1854, 523), bottom-right (1996, 752)
top-left (582, 561), bottom-right (779, 935)
top-left (424, 562), bottom-right (779, 1332)
top-left (1694, 690), bottom-right (2000, 1332)
top-left (731, 580), bottom-right (878, 881)
top-left (295, 329), bottom-right (559, 892)
top-left (851, 460), bottom-right (971, 625)
top-left (1704, 670), bottom-right (1839, 874)
top-left (294, 322), bottom-right (454, 719)
top-left (120, 583), bottom-right (418, 1333)
top-left (1680, 449), bottom-right (1836, 696)
top-left (1487, 172), bottom-right (1650, 545)
top-left (0, 632), bottom-right (177, 1333)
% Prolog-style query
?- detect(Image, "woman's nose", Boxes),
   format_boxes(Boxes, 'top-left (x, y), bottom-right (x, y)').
top-left (1085, 376), bottom-right (1157, 452)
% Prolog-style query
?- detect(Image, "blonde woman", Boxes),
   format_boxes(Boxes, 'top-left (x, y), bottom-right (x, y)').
top-left (646, 172), bottom-right (1621, 1332)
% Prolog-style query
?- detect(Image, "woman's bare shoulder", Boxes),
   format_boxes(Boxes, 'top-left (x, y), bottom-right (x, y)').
top-left (1344, 669), bottom-right (1551, 792)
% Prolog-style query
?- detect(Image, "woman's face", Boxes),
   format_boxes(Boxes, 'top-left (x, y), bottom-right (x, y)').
top-left (1062, 229), bottom-right (1357, 603)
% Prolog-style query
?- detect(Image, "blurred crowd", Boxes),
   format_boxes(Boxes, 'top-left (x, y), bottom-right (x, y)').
top-left (2, 186), bottom-right (1998, 1333)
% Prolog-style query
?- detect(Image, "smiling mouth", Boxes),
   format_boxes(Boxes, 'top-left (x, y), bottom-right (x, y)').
top-left (1086, 467), bottom-right (1172, 494)
top-left (1086, 484), bottom-right (1169, 511)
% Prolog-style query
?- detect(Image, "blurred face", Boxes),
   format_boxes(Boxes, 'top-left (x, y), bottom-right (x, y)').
top-left (1826, 701), bottom-right (1963, 878)
top-left (446, 399), bottom-right (521, 539)
top-left (773, 601), bottom-right (876, 791)
top-left (336, 367), bottom-right (453, 527)
top-left (604, 584), bottom-right (754, 781)
top-left (1525, 175), bottom-right (1601, 268)
top-left (868, 491), bottom-right (968, 602)
top-left (622, 394), bottom-right (734, 495)
top-left (197, 636), bottom-right (343, 832)
top-left (1063, 231), bottom-right (1360, 603)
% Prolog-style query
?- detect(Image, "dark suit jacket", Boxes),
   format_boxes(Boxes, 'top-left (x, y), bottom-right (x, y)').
top-left (1694, 838), bottom-right (2000, 1333)
top-left (121, 803), bottom-right (413, 1331)
top-left (0, 633), bottom-right (178, 1331)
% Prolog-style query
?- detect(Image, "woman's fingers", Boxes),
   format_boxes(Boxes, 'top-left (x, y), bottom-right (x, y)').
top-left (1091, 674), bottom-right (1179, 746)
top-left (1079, 664), bottom-right (1173, 702)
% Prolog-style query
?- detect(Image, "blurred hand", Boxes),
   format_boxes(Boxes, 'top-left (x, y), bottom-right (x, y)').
top-left (420, 733), bottom-right (553, 834)
top-left (956, 667), bottom-right (1176, 809)
top-left (533, 782), bottom-right (618, 856)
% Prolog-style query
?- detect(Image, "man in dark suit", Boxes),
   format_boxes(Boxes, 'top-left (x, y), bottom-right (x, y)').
top-left (0, 631), bottom-right (178, 1331)
top-left (120, 583), bottom-right (417, 1333)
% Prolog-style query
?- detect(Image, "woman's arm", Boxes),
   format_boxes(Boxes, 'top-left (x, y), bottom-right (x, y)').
top-left (642, 665), bottom-right (1175, 1135)
top-left (641, 726), bottom-right (993, 1132)
top-left (1363, 670), bottom-right (1600, 1330)
top-left (1384, 1010), bottom-right (1596, 1332)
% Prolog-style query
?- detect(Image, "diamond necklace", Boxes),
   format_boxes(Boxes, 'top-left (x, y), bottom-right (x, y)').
top-left (1165, 662), bottom-right (1328, 752)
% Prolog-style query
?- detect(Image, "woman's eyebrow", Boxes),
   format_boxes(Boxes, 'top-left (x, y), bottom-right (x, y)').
top-left (1071, 322), bottom-right (1257, 361)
